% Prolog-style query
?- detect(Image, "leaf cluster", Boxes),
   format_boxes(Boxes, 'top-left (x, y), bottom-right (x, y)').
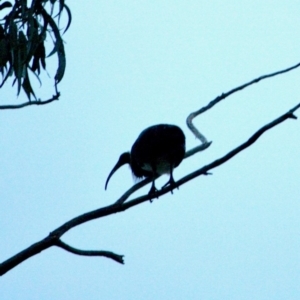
top-left (0, 0), bottom-right (71, 100)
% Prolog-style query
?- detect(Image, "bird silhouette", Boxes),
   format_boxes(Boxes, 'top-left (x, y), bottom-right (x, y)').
top-left (105, 124), bottom-right (186, 195)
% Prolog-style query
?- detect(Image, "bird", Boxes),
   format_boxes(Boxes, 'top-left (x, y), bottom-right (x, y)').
top-left (105, 124), bottom-right (186, 195)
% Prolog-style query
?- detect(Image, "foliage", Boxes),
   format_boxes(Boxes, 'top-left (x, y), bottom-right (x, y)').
top-left (0, 0), bottom-right (71, 100)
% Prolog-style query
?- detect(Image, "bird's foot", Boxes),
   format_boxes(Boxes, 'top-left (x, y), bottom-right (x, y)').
top-left (162, 177), bottom-right (179, 194)
top-left (148, 185), bottom-right (159, 202)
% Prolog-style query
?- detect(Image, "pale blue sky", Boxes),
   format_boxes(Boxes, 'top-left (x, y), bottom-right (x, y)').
top-left (1, 1), bottom-right (300, 299)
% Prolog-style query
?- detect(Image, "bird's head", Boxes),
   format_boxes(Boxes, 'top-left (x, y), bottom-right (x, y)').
top-left (105, 152), bottom-right (131, 190)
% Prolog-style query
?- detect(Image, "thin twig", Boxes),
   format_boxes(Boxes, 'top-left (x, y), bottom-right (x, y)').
top-left (184, 142), bottom-right (212, 159)
top-left (186, 61), bottom-right (300, 150)
top-left (0, 92), bottom-right (60, 109)
top-left (55, 240), bottom-right (124, 264)
top-left (188, 62), bottom-right (300, 121)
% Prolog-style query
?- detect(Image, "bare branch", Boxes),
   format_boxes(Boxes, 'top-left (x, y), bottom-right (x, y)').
top-left (186, 61), bottom-right (300, 153)
top-left (184, 142), bottom-right (212, 159)
top-left (178, 102), bottom-right (300, 187)
top-left (55, 240), bottom-right (124, 264)
top-left (1, 101), bottom-right (298, 276)
top-left (0, 92), bottom-right (60, 109)
top-left (0, 235), bottom-right (56, 276)
top-left (189, 61), bottom-right (300, 119)
top-left (186, 112), bottom-right (209, 144)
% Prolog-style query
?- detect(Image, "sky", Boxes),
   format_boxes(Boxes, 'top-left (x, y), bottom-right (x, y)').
top-left (1, 1), bottom-right (300, 299)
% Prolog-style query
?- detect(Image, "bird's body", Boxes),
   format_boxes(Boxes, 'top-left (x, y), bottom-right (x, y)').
top-left (105, 124), bottom-right (185, 194)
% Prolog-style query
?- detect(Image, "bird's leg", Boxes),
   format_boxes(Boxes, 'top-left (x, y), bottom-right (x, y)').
top-left (162, 165), bottom-right (178, 193)
top-left (148, 165), bottom-right (158, 201)
top-left (148, 180), bottom-right (158, 195)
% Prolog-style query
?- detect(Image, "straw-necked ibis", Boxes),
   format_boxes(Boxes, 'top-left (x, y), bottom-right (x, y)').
top-left (105, 124), bottom-right (186, 194)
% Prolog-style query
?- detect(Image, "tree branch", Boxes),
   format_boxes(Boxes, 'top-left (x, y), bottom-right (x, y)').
top-left (1, 102), bottom-right (298, 276)
top-left (186, 61), bottom-right (300, 153)
top-left (189, 61), bottom-right (300, 120)
top-left (0, 92), bottom-right (60, 110)
top-left (55, 240), bottom-right (124, 264)
top-left (178, 102), bottom-right (300, 187)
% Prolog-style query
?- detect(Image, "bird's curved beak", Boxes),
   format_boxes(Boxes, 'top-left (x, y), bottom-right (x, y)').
top-left (105, 152), bottom-right (131, 190)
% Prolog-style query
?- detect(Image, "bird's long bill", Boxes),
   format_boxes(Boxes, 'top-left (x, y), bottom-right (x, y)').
top-left (104, 152), bottom-right (131, 190)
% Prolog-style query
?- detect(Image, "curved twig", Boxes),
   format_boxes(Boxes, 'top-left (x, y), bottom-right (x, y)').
top-left (186, 61), bottom-right (300, 150)
top-left (55, 240), bottom-right (124, 264)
